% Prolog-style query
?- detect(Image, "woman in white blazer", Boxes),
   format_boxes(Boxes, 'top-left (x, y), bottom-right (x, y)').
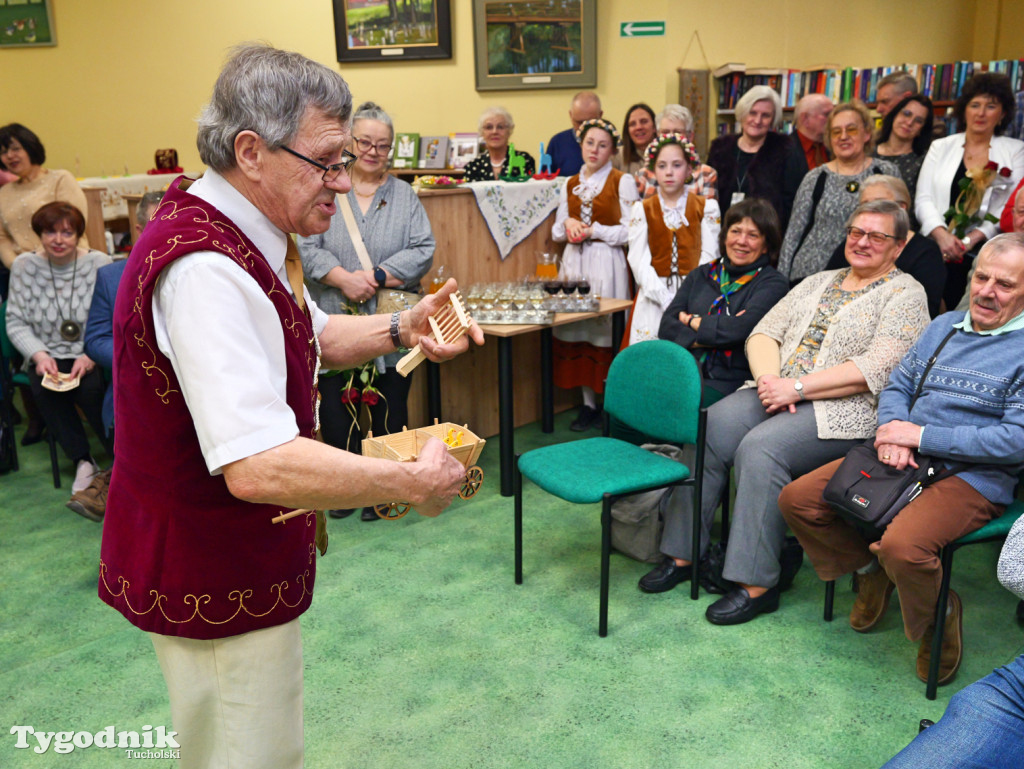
top-left (915, 72), bottom-right (1024, 308)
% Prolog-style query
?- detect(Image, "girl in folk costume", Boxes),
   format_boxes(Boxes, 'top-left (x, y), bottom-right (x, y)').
top-left (551, 118), bottom-right (639, 431)
top-left (626, 134), bottom-right (721, 345)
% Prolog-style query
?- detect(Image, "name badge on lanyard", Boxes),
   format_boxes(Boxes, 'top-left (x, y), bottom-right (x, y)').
top-left (731, 191), bottom-right (745, 207)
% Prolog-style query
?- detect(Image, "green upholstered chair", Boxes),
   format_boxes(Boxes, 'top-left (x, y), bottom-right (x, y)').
top-left (513, 339), bottom-right (705, 636)
top-left (823, 499), bottom-right (1024, 699)
top-left (0, 302), bottom-right (61, 487)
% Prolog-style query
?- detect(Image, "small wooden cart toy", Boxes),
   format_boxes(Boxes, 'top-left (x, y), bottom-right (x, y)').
top-left (362, 419), bottom-right (486, 519)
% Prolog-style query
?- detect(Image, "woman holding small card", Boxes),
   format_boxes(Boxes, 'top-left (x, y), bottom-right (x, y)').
top-left (5, 201), bottom-right (110, 495)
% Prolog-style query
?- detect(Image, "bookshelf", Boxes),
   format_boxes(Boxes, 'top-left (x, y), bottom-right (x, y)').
top-left (707, 58), bottom-right (1024, 145)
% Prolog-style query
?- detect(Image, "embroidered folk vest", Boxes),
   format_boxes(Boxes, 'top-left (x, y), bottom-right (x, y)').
top-left (567, 167), bottom-right (626, 226)
top-left (643, 193), bottom-right (706, 279)
top-left (98, 177), bottom-right (320, 640)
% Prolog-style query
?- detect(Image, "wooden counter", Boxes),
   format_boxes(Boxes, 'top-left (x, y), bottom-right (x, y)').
top-left (404, 187), bottom-right (576, 437)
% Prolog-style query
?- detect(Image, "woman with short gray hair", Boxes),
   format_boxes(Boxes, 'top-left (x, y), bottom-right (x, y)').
top-left (463, 106), bottom-right (535, 181)
top-left (706, 85), bottom-right (790, 219)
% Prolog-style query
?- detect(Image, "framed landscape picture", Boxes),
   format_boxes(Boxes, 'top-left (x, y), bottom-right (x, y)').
top-left (0, 0), bottom-right (56, 48)
top-left (472, 0), bottom-right (596, 91)
top-left (332, 0), bottom-right (451, 62)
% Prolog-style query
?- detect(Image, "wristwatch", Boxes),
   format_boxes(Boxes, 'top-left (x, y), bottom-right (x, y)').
top-left (374, 266), bottom-right (387, 287)
top-left (793, 379), bottom-right (806, 400)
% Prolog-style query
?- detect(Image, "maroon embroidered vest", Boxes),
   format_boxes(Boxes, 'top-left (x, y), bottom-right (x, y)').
top-left (98, 176), bottom-right (320, 640)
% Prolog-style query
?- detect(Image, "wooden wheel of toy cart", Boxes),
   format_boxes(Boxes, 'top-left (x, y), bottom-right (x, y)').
top-left (374, 501), bottom-right (412, 520)
top-left (459, 466), bottom-right (484, 500)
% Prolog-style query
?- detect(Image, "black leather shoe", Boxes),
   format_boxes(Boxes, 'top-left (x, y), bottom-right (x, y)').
top-left (570, 406), bottom-right (602, 432)
top-left (777, 537), bottom-right (804, 592)
top-left (639, 556), bottom-right (692, 593)
top-left (705, 586), bottom-right (780, 625)
top-left (361, 507), bottom-right (381, 521)
top-left (21, 425), bottom-right (45, 446)
top-left (328, 508), bottom-right (356, 519)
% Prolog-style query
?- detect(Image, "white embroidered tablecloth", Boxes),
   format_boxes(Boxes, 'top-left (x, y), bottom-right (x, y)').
top-left (465, 178), bottom-right (563, 259)
top-left (77, 173), bottom-right (193, 220)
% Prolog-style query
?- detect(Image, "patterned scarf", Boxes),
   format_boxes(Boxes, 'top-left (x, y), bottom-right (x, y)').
top-left (707, 257), bottom-right (764, 315)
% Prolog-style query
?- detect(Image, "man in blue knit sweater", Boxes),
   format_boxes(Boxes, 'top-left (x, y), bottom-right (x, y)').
top-left (780, 232), bottom-right (1024, 687)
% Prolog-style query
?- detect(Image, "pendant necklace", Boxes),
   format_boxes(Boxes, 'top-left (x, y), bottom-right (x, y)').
top-left (48, 255), bottom-right (81, 342)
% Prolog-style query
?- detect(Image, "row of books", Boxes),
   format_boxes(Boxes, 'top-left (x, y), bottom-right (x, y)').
top-left (392, 133), bottom-right (482, 170)
top-left (714, 57), bottom-right (1024, 112)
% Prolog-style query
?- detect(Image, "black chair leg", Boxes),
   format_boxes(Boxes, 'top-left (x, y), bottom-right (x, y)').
top-left (824, 580), bottom-right (835, 622)
top-left (690, 481), bottom-right (701, 600)
top-left (513, 455), bottom-right (523, 585)
top-left (599, 496), bottom-right (613, 637)
top-left (47, 431), bottom-right (60, 488)
top-left (927, 546), bottom-right (956, 700)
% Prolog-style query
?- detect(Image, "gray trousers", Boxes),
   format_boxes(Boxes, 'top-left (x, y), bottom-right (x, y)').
top-left (660, 388), bottom-right (860, 587)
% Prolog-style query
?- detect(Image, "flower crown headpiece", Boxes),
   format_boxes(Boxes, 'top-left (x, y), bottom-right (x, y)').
top-left (575, 118), bottom-right (621, 149)
top-left (644, 133), bottom-right (700, 171)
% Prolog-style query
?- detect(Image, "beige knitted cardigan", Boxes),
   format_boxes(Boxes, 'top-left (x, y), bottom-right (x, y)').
top-left (745, 268), bottom-right (930, 440)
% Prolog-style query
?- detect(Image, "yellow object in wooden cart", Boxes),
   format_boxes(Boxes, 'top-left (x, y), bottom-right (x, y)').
top-left (361, 420), bottom-right (486, 519)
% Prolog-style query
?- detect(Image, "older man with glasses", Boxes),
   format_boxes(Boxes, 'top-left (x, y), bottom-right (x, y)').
top-left (98, 44), bottom-right (481, 769)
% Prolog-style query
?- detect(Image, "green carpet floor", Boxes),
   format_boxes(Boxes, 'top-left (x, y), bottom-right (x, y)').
top-left (2, 414), bottom-right (1023, 768)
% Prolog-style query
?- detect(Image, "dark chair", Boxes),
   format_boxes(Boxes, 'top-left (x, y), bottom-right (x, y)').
top-left (514, 339), bottom-right (705, 636)
top-left (0, 302), bottom-right (61, 487)
top-left (824, 499), bottom-right (1024, 699)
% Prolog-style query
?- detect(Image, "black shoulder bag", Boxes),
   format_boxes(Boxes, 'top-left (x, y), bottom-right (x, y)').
top-left (822, 327), bottom-right (962, 534)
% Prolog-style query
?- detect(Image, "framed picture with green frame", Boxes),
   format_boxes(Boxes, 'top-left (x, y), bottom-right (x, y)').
top-left (332, 0), bottom-right (452, 62)
top-left (0, 0), bottom-right (56, 48)
top-left (472, 0), bottom-right (596, 91)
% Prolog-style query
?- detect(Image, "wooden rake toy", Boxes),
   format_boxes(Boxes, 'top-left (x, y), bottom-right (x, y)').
top-left (396, 291), bottom-right (471, 377)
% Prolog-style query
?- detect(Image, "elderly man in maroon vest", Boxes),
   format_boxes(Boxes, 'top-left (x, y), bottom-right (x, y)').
top-left (98, 44), bottom-right (482, 769)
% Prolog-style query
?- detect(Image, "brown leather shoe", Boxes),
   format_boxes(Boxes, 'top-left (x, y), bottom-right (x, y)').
top-left (849, 566), bottom-right (895, 632)
top-left (916, 590), bottom-right (963, 686)
top-left (66, 468), bottom-right (111, 522)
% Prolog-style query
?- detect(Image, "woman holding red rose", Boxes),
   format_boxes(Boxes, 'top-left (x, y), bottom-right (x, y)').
top-left (915, 72), bottom-right (1024, 308)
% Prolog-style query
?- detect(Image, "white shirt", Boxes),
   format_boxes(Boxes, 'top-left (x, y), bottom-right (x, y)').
top-left (153, 170), bottom-right (328, 474)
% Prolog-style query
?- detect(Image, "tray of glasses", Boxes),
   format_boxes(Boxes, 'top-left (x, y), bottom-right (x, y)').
top-left (475, 309), bottom-right (556, 325)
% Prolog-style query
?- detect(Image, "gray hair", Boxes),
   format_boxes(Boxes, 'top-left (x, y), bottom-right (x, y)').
top-left (860, 174), bottom-right (911, 210)
top-left (196, 43), bottom-right (353, 172)
top-left (478, 106), bottom-right (514, 134)
top-left (353, 101), bottom-right (394, 142)
top-left (735, 86), bottom-right (782, 130)
top-left (137, 190), bottom-right (165, 226)
top-left (794, 93), bottom-right (832, 122)
top-left (656, 104), bottom-right (693, 133)
top-left (877, 71), bottom-right (919, 97)
top-left (980, 232), bottom-right (1024, 260)
top-left (847, 199), bottom-right (909, 242)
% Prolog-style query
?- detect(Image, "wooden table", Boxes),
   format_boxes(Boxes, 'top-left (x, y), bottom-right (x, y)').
top-left (477, 298), bottom-right (633, 496)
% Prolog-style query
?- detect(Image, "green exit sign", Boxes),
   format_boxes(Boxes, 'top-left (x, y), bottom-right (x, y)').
top-left (620, 21), bottom-right (665, 37)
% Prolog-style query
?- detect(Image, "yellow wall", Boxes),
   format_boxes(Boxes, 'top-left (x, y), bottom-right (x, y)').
top-left (0, 0), bottom-right (1017, 178)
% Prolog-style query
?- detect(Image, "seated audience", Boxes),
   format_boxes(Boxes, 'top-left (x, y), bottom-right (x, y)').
top-left (825, 175), bottom-right (944, 317)
top-left (635, 104), bottom-right (717, 200)
top-left (614, 103), bottom-right (657, 176)
top-left (779, 101), bottom-right (899, 284)
top-left (874, 70), bottom-right (919, 118)
top-left (780, 233), bottom-right (1024, 687)
top-left (625, 134), bottom-right (721, 345)
top-left (70, 190), bottom-right (165, 521)
top-left (551, 118), bottom-right (638, 432)
top-left (298, 101), bottom-right (434, 520)
top-left (657, 198), bottom-right (789, 405)
top-left (0, 123), bottom-right (91, 283)
top-left (463, 106), bottom-right (535, 182)
top-left (873, 94), bottom-right (934, 221)
top-left (547, 91), bottom-right (602, 177)
top-left (638, 201), bottom-right (929, 627)
top-left (916, 72), bottom-right (1024, 310)
top-left (5, 201), bottom-right (111, 499)
top-left (706, 86), bottom-right (789, 220)
top-left (781, 94), bottom-right (834, 227)
top-left (880, 513), bottom-right (1024, 768)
